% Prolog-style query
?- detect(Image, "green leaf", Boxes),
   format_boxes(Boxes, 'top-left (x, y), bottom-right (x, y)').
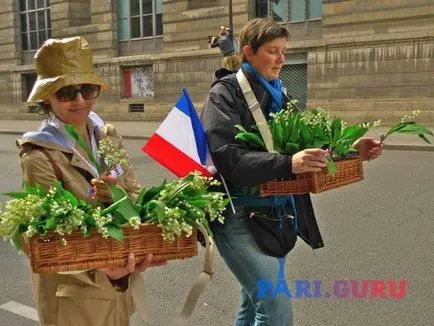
top-left (40, 200), bottom-right (51, 215)
top-left (395, 123), bottom-right (433, 136)
top-left (326, 157), bottom-right (337, 176)
top-left (99, 195), bottom-right (129, 216)
top-left (145, 200), bottom-right (166, 224)
top-left (385, 121), bottom-right (413, 137)
top-left (385, 123), bottom-right (433, 144)
top-left (284, 142), bottom-right (300, 154)
top-left (288, 114), bottom-right (300, 143)
top-left (140, 183), bottom-right (166, 207)
top-left (313, 139), bottom-right (329, 149)
top-left (108, 184), bottom-right (127, 203)
top-left (299, 123), bottom-right (313, 147)
top-left (52, 180), bottom-right (63, 193)
top-left (272, 122), bottom-right (285, 151)
top-left (330, 118), bottom-right (343, 145)
top-left (23, 182), bottom-right (37, 194)
top-left (115, 199), bottom-right (139, 221)
top-left (37, 225), bottom-right (47, 236)
top-left (18, 224), bottom-right (28, 233)
top-left (340, 125), bottom-right (369, 142)
top-left (44, 217), bottom-right (56, 230)
top-left (84, 214), bottom-right (96, 227)
top-left (11, 228), bottom-right (22, 251)
top-left (103, 187), bottom-right (139, 221)
top-left (333, 143), bottom-right (348, 157)
top-left (83, 227), bottom-right (92, 237)
top-left (63, 190), bottom-right (78, 207)
top-left (135, 187), bottom-right (149, 207)
top-left (2, 191), bottom-right (27, 199)
top-left (107, 224), bottom-right (124, 242)
top-left (418, 134), bottom-right (432, 144)
top-left (35, 183), bottom-right (48, 196)
top-left (189, 198), bottom-right (209, 208)
top-left (234, 124), bottom-right (248, 133)
top-left (235, 132), bottom-right (266, 150)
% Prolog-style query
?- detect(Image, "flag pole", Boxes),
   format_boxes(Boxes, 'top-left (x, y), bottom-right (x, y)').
top-left (219, 173), bottom-right (236, 214)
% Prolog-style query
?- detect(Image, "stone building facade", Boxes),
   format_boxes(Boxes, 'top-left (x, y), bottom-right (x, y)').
top-left (0, 0), bottom-right (433, 124)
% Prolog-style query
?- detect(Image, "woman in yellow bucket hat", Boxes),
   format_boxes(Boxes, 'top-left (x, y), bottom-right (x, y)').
top-left (17, 36), bottom-right (165, 326)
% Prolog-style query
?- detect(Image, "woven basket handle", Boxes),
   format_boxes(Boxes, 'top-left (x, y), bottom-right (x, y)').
top-left (131, 224), bottom-right (215, 325)
top-left (236, 69), bottom-right (276, 153)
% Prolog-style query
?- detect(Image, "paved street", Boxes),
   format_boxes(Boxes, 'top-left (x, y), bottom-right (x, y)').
top-left (0, 134), bottom-right (433, 326)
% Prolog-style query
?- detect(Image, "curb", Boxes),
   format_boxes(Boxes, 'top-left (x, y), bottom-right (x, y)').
top-left (383, 144), bottom-right (434, 152)
top-left (121, 135), bottom-right (150, 141)
top-left (2, 130), bottom-right (433, 152)
top-left (0, 131), bottom-right (23, 135)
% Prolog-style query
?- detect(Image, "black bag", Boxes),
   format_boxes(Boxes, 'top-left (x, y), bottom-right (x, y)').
top-left (246, 207), bottom-right (297, 258)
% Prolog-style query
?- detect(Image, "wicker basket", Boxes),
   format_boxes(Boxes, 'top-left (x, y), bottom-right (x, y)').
top-left (260, 156), bottom-right (363, 196)
top-left (28, 224), bottom-right (198, 273)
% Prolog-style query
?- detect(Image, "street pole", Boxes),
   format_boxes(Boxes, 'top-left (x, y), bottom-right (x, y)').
top-left (228, 0), bottom-right (233, 39)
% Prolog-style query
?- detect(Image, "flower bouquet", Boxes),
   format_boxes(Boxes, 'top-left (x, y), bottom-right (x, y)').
top-left (0, 135), bottom-right (228, 273)
top-left (236, 103), bottom-right (433, 195)
top-left (0, 172), bottom-right (227, 273)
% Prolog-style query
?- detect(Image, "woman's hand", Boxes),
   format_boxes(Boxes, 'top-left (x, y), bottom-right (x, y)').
top-left (100, 252), bottom-right (168, 281)
top-left (292, 148), bottom-right (327, 174)
top-left (90, 175), bottom-right (118, 202)
top-left (353, 137), bottom-right (384, 161)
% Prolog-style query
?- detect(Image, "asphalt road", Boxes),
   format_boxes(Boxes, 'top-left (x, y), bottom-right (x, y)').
top-left (0, 134), bottom-right (433, 326)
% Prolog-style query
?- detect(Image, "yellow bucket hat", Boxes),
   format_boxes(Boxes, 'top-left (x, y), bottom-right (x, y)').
top-left (27, 36), bottom-right (110, 102)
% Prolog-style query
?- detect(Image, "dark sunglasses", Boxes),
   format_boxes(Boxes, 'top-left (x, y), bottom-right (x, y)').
top-left (55, 84), bottom-right (101, 102)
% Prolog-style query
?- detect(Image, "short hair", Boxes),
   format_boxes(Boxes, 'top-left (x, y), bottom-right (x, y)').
top-left (239, 18), bottom-right (289, 60)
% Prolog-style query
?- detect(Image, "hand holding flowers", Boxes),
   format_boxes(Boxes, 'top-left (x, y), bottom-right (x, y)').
top-left (352, 137), bottom-right (384, 161)
top-left (291, 148), bottom-right (327, 174)
top-left (235, 102), bottom-right (432, 175)
top-left (91, 137), bottom-right (130, 202)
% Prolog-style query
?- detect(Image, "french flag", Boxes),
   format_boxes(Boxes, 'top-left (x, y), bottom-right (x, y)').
top-left (142, 89), bottom-right (216, 177)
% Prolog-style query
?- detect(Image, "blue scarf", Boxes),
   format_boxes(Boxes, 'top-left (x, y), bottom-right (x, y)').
top-left (242, 63), bottom-right (298, 233)
top-left (242, 62), bottom-right (284, 115)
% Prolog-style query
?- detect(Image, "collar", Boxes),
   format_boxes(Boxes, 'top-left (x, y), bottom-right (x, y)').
top-left (46, 111), bottom-right (105, 139)
top-left (21, 111), bottom-right (105, 151)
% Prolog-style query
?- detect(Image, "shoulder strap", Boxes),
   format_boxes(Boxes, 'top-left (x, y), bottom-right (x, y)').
top-left (236, 69), bottom-right (276, 153)
top-left (38, 148), bottom-right (63, 181)
top-left (130, 224), bottom-right (215, 326)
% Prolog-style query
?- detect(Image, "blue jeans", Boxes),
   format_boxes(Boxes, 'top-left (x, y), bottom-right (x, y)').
top-left (212, 209), bottom-right (293, 326)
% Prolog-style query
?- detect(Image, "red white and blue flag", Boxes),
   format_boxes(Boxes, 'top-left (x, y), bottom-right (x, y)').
top-left (142, 89), bottom-right (216, 177)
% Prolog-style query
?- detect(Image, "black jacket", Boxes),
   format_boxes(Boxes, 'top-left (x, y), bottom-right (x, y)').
top-left (201, 68), bottom-right (324, 249)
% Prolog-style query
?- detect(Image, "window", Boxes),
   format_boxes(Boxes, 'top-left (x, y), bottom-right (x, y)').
top-left (128, 104), bottom-right (145, 112)
top-left (22, 72), bottom-right (37, 102)
top-left (255, 0), bottom-right (322, 22)
top-left (20, 0), bottom-right (51, 51)
top-left (117, 0), bottom-right (163, 41)
top-left (123, 66), bottom-right (154, 98)
top-left (280, 64), bottom-right (307, 109)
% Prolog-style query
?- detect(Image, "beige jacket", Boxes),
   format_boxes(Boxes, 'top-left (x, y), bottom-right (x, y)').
top-left (17, 113), bottom-right (141, 326)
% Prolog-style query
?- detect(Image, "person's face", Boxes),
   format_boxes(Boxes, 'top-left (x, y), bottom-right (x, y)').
top-left (243, 37), bottom-right (287, 81)
top-left (43, 84), bottom-right (99, 126)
